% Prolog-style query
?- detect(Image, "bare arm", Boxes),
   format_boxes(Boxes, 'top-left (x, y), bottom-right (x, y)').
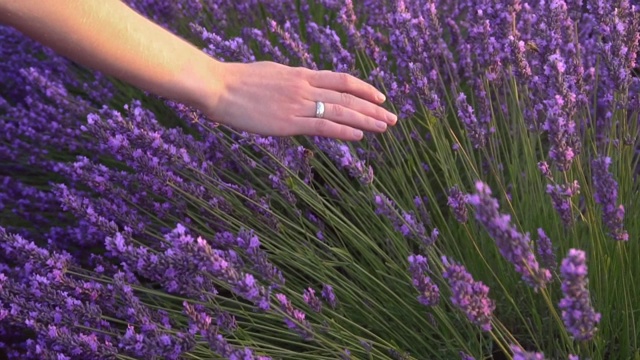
top-left (0, 0), bottom-right (223, 112)
top-left (0, 1), bottom-right (397, 141)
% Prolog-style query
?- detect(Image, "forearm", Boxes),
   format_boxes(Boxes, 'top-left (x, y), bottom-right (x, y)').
top-left (0, 0), bottom-right (223, 109)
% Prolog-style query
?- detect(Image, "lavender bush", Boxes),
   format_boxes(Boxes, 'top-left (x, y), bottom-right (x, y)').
top-left (1, 0), bottom-right (639, 359)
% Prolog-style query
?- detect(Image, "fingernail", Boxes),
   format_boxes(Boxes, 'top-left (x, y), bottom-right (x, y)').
top-left (353, 129), bottom-right (364, 139)
top-left (375, 121), bottom-right (387, 130)
top-left (387, 113), bottom-right (397, 124)
top-left (377, 93), bottom-right (386, 102)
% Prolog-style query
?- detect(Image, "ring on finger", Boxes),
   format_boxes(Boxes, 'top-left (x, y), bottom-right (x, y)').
top-left (315, 101), bottom-right (325, 118)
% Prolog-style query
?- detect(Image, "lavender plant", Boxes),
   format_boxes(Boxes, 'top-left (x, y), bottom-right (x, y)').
top-left (1, 0), bottom-right (640, 359)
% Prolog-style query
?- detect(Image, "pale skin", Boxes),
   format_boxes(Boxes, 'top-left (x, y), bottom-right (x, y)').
top-left (0, 1), bottom-right (398, 141)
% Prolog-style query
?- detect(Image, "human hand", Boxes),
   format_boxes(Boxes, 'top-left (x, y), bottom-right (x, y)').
top-left (199, 61), bottom-right (397, 141)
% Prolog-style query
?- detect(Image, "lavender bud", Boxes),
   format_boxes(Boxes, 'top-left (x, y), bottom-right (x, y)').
top-left (559, 249), bottom-right (601, 341)
top-left (442, 256), bottom-right (495, 332)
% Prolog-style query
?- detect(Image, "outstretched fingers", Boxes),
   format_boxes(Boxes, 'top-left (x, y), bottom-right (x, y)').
top-left (312, 90), bottom-right (397, 127)
top-left (293, 116), bottom-right (365, 141)
top-left (307, 70), bottom-right (386, 104)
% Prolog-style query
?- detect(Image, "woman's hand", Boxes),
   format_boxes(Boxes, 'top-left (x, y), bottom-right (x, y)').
top-left (199, 61), bottom-right (397, 141)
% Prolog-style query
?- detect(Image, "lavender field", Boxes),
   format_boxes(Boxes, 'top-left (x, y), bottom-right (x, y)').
top-left (1, 0), bottom-right (639, 359)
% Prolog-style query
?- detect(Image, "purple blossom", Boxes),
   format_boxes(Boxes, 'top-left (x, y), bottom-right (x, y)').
top-left (313, 137), bottom-right (374, 184)
top-left (191, 24), bottom-right (256, 63)
top-left (467, 181), bottom-right (552, 289)
top-left (303, 288), bottom-right (322, 313)
top-left (591, 157), bottom-right (629, 241)
top-left (456, 92), bottom-right (490, 148)
top-left (442, 256), bottom-right (495, 332)
top-left (184, 302), bottom-right (267, 359)
top-left (536, 229), bottom-right (557, 271)
top-left (511, 344), bottom-right (545, 359)
top-left (538, 161), bottom-right (553, 179)
top-left (509, 36), bottom-right (533, 79)
top-left (275, 293), bottom-right (314, 340)
top-left (459, 351), bottom-right (475, 360)
top-left (545, 180), bottom-right (580, 227)
top-left (407, 254), bottom-right (440, 306)
top-left (447, 186), bottom-right (468, 223)
top-left (559, 249), bottom-right (601, 341)
top-left (321, 284), bottom-right (338, 309)
top-left (374, 193), bottom-right (437, 246)
top-left (268, 19), bottom-right (317, 69)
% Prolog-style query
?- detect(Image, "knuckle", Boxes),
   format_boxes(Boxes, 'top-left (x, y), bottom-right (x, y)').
top-left (337, 72), bottom-right (351, 87)
top-left (314, 118), bottom-right (330, 135)
top-left (297, 67), bottom-right (311, 78)
top-left (311, 69), bottom-right (329, 82)
top-left (290, 83), bottom-right (307, 95)
top-left (340, 92), bottom-right (354, 106)
top-left (331, 104), bottom-right (345, 117)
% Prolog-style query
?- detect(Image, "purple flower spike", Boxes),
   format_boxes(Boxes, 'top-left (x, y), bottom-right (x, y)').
top-left (467, 181), bottom-right (552, 290)
top-left (275, 293), bottom-right (314, 340)
top-left (545, 181), bottom-right (580, 227)
top-left (374, 193), bottom-right (436, 246)
top-left (184, 302), bottom-right (267, 359)
top-left (447, 186), bottom-right (468, 223)
top-left (407, 254), bottom-right (440, 306)
top-left (442, 256), bottom-right (495, 332)
top-left (456, 92), bottom-right (490, 148)
top-left (511, 344), bottom-right (545, 359)
top-left (536, 229), bottom-right (557, 271)
top-left (303, 288), bottom-right (322, 313)
top-left (321, 284), bottom-right (338, 309)
top-left (459, 351), bottom-right (475, 360)
top-left (559, 249), bottom-right (601, 341)
top-left (591, 157), bottom-right (629, 241)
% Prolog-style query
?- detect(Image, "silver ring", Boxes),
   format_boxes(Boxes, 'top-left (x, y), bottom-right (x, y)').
top-left (315, 101), bottom-right (325, 118)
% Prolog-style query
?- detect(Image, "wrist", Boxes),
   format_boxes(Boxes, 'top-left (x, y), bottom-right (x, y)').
top-left (176, 51), bottom-right (229, 120)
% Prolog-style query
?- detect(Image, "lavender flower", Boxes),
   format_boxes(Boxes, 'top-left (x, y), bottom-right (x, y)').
top-left (467, 181), bottom-right (552, 289)
top-left (442, 256), bottom-right (495, 332)
top-left (536, 229), bottom-right (557, 271)
top-left (459, 352), bottom-right (475, 360)
top-left (545, 180), bottom-right (580, 227)
top-left (511, 344), bottom-right (545, 359)
top-left (456, 92), bottom-right (490, 148)
top-left (447, 186), bottom-right (468, 223)
top-left (591, 157), bottom-right (629, 241)
top-left (184, 302), bottom-right (267, 359)
top-left (321, 284), bottom-right (338, 309)
top-left (407, 254), bottom-right (440, 306)
top-left (559, 249), bottom-right (601, 341)
top-left (315, 138), bottom-right (374, 184)
top-left (509, 36), bottom-right (533, 79)
top-left (538, 161), bottom-right (553, 179)
top-left (374, 193), bottom-right (436, 246)
top-left (303, 288), bottom-right (322, 313)
top-left (275, 293), bottom-right (314, 340)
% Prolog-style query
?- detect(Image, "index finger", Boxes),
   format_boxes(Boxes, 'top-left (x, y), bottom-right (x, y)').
top-left (307, 70), bottom-right (386, 104)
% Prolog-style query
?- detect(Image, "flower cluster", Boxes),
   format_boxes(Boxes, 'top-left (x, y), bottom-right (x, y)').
top-left (559, 249), bottom-right (601, 341)
top-left (408, 254), bottom-right (440, 306)
top-left (467, 181), bottom-right (552, 290)
top-left (441, 256), bottom-right (495, 332)
top-left (591, 157), bottom-right (629, 241)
